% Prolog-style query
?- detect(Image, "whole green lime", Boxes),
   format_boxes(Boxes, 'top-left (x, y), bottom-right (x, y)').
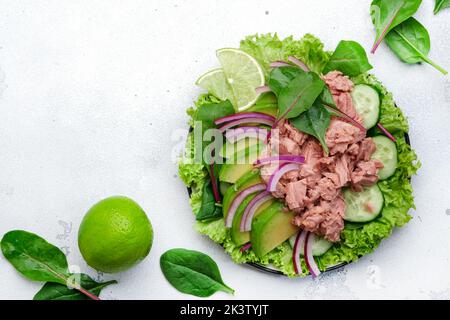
top-left (78, 196), bottom-right (153, 273)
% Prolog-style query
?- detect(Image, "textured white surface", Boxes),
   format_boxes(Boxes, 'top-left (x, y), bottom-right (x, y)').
top-left (0, 0), bottom-right (449, 300)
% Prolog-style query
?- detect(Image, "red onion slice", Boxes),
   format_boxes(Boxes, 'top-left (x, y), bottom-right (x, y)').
top-left (269, 61), bottom-right (292, 68)
top-left (287, 56), bottom-right (310, 72)
top-left (214, 112), bottom-right (276, 126)
top-left (218, 118), bottom-right (275, 133)
top-left (304, 232), bottom-right (321, 277)
top-left (225, 127), bottom-right (268, 143)
top-left (377, 123), bottom-right (396, 142)
top-left (240, 243), bottom-right (252, 252)
top-left (254, 155), bottom-right (305, 166)
top-left (255, 85), bottom-right (272, 94)
top-left (225, 183), bottom-right (266, 228)
top-left (292, 230), bottom-right (307, 275)
top-left (267, 163), bottom-right (301, 192)
top-left (240, 191), bottom-right (272, 232)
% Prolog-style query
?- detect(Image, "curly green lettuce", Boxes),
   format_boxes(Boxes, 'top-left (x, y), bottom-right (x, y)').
top-left (178, 34), bottom-right (420, 277)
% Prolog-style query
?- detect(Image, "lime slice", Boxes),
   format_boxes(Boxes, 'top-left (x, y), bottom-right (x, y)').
top-left (216, 48), bottom-right (265, 111)
top-left (195, 68), bottom-right (234, 102)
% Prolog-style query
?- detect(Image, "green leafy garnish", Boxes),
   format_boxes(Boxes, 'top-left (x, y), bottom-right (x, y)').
top-left (33, 274), bottom-right (116, 300)
top-left (290, 104), bottom-right (331, 154)
top-left (370, 0), bottom-right (422, 53)
top-left (1, 230), bottom-right (115, 300)
top-left (385, 17), bottom-right (448, 75)
top-left (323, 40), bottom-right (373, 76)
top-left (434, 0), bottom-right (450, 14)
top-left (196, 178), bottom-right (223, 221)
top-left (160, 248), bottom-right (234, 297)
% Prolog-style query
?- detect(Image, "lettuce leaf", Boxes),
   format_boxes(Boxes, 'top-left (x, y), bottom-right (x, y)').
top-left (240, 33), bottom-right (332, 76)
top-left (179, 34), bottom-right (420, 277)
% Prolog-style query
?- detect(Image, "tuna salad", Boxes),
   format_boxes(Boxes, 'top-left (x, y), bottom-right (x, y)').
top-left (179, 34), bottom-right (419, 277)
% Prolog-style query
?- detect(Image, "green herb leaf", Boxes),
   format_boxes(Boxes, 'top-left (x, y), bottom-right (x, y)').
top-left (160, 248), bottom-right (234, 297)
top-left (385, 17), bottom-right (448, 75)
top-left (195, 100), bottom-right (235, 128)
top-left (434, 0), bottom-right (450, 14)
top-left (270, 69), bottom-right (325, 119)
top-left (370, 0), bottom-right (422, 53)
top-left (323, 40), bottom-right (373, 76)
top-left (267, 66), bottom-right (303, 96)
top-left (290, 104), bottom-right (331, 154)
top-left (196, 178), bottom-right (223, 221)
top-left (1, 230), bottom-right (70, 285)
top-left (33, 274), bottom-right (117, 300)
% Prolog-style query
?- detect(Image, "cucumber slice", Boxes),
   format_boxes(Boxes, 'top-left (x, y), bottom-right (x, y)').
top-left (371, 135), bottom-right (398, 180)
top-left (289, 233), bottom-right (333, 256)
top-left (351, 84), bottom-right (380, 129)
top-left (343, 184), bottom-right (384, 222)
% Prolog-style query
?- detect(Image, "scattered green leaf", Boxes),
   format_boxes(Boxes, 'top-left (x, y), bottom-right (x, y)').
top-left (385, 17), bottom-right (448, 75)
top-left (370, 0), bottom-right (422, 53)
top-left (434, 0), bottom-right (450, 14)
top-left (33, 274), bottom-right (117, 300)
top-left (160, 248), bottom-right (234, 297)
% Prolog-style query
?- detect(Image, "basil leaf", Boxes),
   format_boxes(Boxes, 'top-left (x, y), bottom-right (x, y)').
top-left (34, 274), bottom-right (117, 300)
top-left (196, 178), bottom-right (223, 221)
top-left (268, 66), bottom-right (303, 96)
top-left (160, 248), bottom-right (234, 297)
top-left (1, 230), bottom-right (70, 285)
top-left (323, 40), bottom-right (373, 76)
top-left (290, 104), bottom-right (331, 155)
top-left (434, 0), bottom-right (450, 14)
top-left (277, 71), bottom-right (325, 119)
top-left (370, 0), bottom-right (422, 53)
top-left (385, 17), bottom-right (448, 75)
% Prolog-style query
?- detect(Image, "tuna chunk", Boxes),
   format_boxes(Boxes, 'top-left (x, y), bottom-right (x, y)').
top-left (351, 160), bottom-right (384, 191)
top-left (357, 138), bottom-right (377, 161)
top-left (285, 180), bottom-right (307, 211)
top-left (322, 71), bottom-right (359, 119)
top-left (325, 119), bottom-right (365, 155)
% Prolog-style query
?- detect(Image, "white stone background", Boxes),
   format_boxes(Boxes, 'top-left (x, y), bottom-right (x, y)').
top-left (0, 0), bottom-right (449, 300)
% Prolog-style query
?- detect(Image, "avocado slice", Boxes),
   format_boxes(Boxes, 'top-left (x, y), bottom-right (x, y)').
top-left (245, 92), bottom-right (278, 116)
top-left (219, 144), bottom-right (262, 184)
top-left (219, 138), bottom-right (261, 159)
top-left (251, 201), bottom-right (299, 258)
top-left (222, 169), bottom-right (262, 223)
top-left (231, 196), bottom-right (274, 246)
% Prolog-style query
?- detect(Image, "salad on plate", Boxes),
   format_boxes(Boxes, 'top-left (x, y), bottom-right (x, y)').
top-left (179, 34), bottom-right (419, 277)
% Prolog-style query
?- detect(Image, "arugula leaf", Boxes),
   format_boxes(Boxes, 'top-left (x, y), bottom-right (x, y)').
top-left (434, 0), bottom-right (450, 14)
top-left (290, 104), bottom-right (331, 154)
top-left (370, 0), bottom-right (422, 53)
top-left (385, 17), bottom-right (448, 75)
top-left (323, 40), bottom-right (373, 76)
top-left (1, 230), bottom-right (71, 285)
top-left (160, 248), bottom-right (234, 297)
top-left (270, 69), bottom-right (325, 119)
top-left (196, 178), bottom-right (223, 221)
top-left (34, 274), bottom-right (117, 300)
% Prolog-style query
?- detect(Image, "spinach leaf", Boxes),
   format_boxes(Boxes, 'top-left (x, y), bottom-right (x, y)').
top-left (274, 70), bottom-right (325, 119)
top-left (385, 17), bottom-right (448, 74)
top-left (34, 274), bottom-right (117, 300)
top-left (370, 0), bottom-right (422, 53)
top-left (290, 104), bottom-right (331, 154)
top-left (434, 0), bottom-right (450, 14)
top-left (194, 100), bottom-right (234, 164)
top-left (323, 40), bottom-right (373, 76)
top-left (1, 230), bottom-right (70, 285)
top-left (195, 100), bottom-right (235, 128)
top-left (268, 66), bottom-right (303, 96)
top-left (196, 178), bottom-right (223, 221)
top-left (317, 87), bottom-right (337, 108)
top-left (160, 248), bottom-right (234, 297)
